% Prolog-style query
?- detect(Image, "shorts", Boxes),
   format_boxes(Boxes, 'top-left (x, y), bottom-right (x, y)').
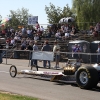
top-left (55, 55), bottom-right (60, 61)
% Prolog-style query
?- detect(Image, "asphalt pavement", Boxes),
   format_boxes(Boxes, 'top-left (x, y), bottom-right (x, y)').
top-left (0, 58), bottom-right (100, 100)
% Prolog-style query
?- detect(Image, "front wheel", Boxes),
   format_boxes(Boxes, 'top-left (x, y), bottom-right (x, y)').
top-left (76, 66), bottom-right (99, 89)
top-left (9, 65), bottom-right (17, 78)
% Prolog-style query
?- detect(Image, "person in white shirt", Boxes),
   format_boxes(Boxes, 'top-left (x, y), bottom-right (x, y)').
top-left (40, 26), bottom-right (44, 33)
top-left (55, 30), bottom-right (61, 40)
top-left (62, 30), bottom-right (70, 41)
top-left (65, 32), bottom-right (70, 37)
top-left (64, 24), bottom-right (69, 33)
top-left (34, 34), bottom-right (39, 41)
top-left (27, 28), bottom-right (32, 38)
top-left (10, 37), bottom-right (15, 46)
top-left (53, 41), bottom-right (60, 69)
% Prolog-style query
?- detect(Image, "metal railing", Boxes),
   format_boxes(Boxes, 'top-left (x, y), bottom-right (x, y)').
top-left (1, 49), bottom-right (100, 66)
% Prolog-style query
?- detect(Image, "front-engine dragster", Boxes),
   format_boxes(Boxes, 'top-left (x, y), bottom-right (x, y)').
top-left (9, 49), bottom-right (100, 89)
top-left (9, 60), bottom-right (100, 90)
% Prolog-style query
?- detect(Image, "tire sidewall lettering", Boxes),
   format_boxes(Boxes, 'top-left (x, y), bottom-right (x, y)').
top-left (78, 67), bottom-right (91, 78)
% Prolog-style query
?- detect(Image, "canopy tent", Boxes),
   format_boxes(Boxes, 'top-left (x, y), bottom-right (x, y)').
top-left (59, 17), bottom-right (74, 23)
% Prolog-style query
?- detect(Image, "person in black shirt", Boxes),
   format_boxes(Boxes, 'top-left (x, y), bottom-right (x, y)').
top-left (26, 41), bottom-right (34, 68)
top-left (41, 41), bottom-right (51, 68)
top-left (26, 41), bottom-right (33, 60)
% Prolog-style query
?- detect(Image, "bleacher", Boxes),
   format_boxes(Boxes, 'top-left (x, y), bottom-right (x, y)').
top-left (2, 30), bottom-right (100, 61)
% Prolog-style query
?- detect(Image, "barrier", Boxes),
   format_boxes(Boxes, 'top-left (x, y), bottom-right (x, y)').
top-left (32, 51), bottom-right (54, 61)
top-left (1, 49), bottom-right (100, 66)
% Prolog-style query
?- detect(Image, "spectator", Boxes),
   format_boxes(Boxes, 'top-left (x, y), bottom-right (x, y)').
top-left (26, 41), bottom-right (33, 51)
top-left (61, 24), bottom-right (64, 33)
top-left (34, 34), bottom-right (39, 41)
top-left (64, 24), bottom-right (69, 33)
top-left (26, 41), bottom-right (34, 67)
top-left (21, 26), bottom-right (26, 35)
top-left (31, 41), bottom-right (39, 71)
top-left (27, 28), bottom-right (32, 38)
top-left (62, 31), bottom-right (70, 41)
top-left (6, 29), bottom-right (11, 37)
top-left (88, 26), bottom-right (94, 35)
top-left (72, 44), bottom-right (82, 59)
top-left (21, 38), bottom-right (27, 50)
top-left (15, 30), bottom-right (18, 36)
top-left (77, 44), bottom-right (82, 59)
top-left (95, 22), bottom-right (100, 32)
top-left (55, 30), bottom-right (62, 41)
top-left (41, 40), bottom-right (51, 68)
top-left (71, 26), bottom-right (76, 35)
top-left (35, 22), bottom-right (40, 29)
top-left (53, 41), bottom-right (60, 69)
top-left (96, 44), bottom-right (100, 63)
top-left (46, 29), bottom-right (52, 38)
top-left (10, 37), bottom-right (15, 46)
top-left (1, 29), bottom-right (6, 37)
top-left (39, 26), bottom-right (44, 35)
top-left (92, 30), bottom-right (98, 37)
top-left (0, 40), bottom-right (3, 63)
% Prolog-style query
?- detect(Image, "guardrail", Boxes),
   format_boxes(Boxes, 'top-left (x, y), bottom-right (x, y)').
top-left (0, 48), bottom-right (100, 67)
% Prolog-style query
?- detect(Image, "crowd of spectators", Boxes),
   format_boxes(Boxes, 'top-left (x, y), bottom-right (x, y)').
top-left (0, 22), bottom-right (78, 50)
top-left (86, 22), bottom-right (100, 37)
top-left (0, 21), bottom-right (100, 68)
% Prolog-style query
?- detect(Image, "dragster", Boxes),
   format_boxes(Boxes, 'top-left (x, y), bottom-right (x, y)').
top-left (9, 63), bottom-right (100, 90)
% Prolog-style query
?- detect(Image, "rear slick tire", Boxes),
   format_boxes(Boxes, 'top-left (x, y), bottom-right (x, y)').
top-left (76, 66), bottom-right (99, 89)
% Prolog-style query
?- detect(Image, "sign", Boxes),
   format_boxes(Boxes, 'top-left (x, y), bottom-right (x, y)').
top-left (28, 16), bottom-right (38, 25)
top-left (32, 51), bottom-right (54, 61)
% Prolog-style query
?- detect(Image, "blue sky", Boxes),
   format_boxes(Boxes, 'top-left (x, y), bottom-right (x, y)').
top-left (0, 0), bottom-right (72, 25)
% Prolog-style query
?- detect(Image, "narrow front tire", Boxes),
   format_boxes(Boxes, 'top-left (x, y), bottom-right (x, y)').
top-left (9, 65), bottom-right (17, 78)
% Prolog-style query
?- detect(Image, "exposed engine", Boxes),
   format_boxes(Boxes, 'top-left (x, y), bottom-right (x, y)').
top-left (63, 64), bottom-right (76, 75)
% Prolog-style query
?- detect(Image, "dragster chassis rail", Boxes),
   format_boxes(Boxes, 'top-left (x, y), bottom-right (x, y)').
top-left (9, 65), bottom-right (76, 83)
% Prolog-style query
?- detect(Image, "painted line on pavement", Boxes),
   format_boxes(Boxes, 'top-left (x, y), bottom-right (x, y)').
top-left (0, 71), bottom-right (9, 73)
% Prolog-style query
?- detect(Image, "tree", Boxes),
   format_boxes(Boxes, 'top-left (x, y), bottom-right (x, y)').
top-left (45, 3), bottom-right (74, 24)
top-left (5, 7), bottom-right (32, 29)
top-left (72, 0), bottom-right (100, 29)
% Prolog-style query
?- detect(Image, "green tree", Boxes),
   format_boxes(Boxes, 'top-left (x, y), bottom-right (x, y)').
top-left (72, 0), bottom-right (100, 29)
top-left (5, 7), bottom-right (32, 29)
top-left (45, 3), bottom-right (74, 24)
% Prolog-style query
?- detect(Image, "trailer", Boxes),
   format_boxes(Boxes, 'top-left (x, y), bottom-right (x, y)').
top-left (9, 63), bottom-right (100, 89)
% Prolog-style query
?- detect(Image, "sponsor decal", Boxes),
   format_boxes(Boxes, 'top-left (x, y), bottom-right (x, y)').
top-left (43, 72), bottom-right (59, 75)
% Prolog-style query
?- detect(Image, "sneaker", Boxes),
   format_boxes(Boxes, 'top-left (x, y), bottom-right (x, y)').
top-left (46, 65), bottom-right (51, 69)
top-left (54, 66), bottom-right (57, 69)
top-left (57, 65), bottom-right (60, 68)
